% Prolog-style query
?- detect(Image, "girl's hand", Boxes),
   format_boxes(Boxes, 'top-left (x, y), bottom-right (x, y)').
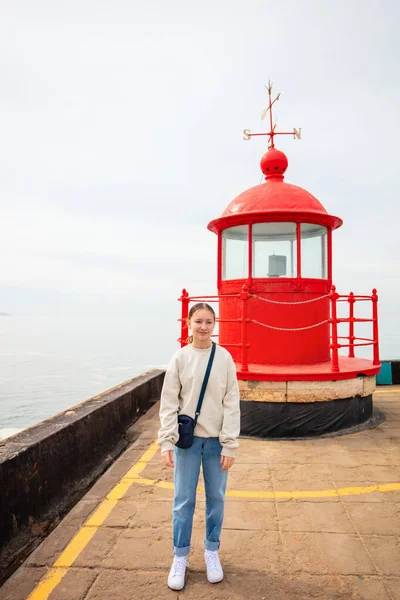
top-left (161, 450), bottom-right (174, 468)
top-left (220, 455), bottom-right (235, 471)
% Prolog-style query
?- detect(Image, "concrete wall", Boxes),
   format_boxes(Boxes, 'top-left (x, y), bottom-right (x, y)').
top-left (0, 369), bottom-right (164, 584)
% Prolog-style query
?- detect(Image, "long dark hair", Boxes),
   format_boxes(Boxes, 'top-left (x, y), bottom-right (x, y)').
top-left (187, 303), bottom-right (216, 343)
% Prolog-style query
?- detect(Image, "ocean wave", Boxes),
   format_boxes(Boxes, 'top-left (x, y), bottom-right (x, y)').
top-left (0, 427), bottom-right (23, 441)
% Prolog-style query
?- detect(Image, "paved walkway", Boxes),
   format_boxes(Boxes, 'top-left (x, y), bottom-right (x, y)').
top-left (1, 388), bottom-right (400, 600)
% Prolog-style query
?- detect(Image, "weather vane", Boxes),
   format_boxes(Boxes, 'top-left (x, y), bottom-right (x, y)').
top-left (243, 81), bottom-right (301, 148)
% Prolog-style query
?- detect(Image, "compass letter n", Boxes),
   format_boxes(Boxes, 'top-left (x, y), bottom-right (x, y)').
top-left (293, 128), bottom-right (302, 140)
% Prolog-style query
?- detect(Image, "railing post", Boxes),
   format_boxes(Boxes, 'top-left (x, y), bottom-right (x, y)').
top-left (240, 284), bottom-right (249, 372)
top-left (179, 289), bottom-right (189, 348)
top-left (348, 291), bottom-right (355, 358)
top-left (372, 288), bottom-right (380, 365)
top-left (329, 285), bottom-right (339, 372)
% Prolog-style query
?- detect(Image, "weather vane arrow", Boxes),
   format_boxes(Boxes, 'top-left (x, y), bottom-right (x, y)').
top-left (243, 80), bottom-right (301, 148)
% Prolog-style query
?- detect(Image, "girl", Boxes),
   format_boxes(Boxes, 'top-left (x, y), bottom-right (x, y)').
top-left (157, 302), bottom-right (240, 591)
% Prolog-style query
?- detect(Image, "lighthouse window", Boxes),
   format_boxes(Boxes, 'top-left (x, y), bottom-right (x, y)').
top-left (301, 223), bottom-right (328, 279)
top-left (252, 222), bottom-right (297, 278)
top-left (222, 225), bottom-right (248, 280)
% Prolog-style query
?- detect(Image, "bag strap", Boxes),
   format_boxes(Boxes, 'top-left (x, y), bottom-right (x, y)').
top-left (194, 342), bottom-right (216, 425)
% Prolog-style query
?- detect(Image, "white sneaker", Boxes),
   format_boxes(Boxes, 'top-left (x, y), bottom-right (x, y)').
top-left (168, 555), bottom-right (189, 590)
top-left (204, 549), bottom-right (224, 583)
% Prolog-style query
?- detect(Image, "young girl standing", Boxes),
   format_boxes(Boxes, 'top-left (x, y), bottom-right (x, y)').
top-left (157, 302), bottom-right (240, 591)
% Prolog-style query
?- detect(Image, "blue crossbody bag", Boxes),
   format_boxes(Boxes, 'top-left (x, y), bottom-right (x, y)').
top-left (176, 342), bottom-right (216, 449)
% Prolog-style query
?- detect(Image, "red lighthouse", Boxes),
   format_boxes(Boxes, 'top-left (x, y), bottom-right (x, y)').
top-left (179, 84), bottom-right (380, 437)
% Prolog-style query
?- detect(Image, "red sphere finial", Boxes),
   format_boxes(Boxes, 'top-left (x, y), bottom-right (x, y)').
top-left (260, 147), bottom-right (288, 181)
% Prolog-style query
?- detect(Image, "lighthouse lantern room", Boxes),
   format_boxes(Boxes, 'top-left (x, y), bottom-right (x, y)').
top-left (179, 84), bottom-right (380, 438)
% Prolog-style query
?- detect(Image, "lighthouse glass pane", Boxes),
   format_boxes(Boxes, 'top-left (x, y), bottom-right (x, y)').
top-left (252, 222), bottom-right (297, 278)
top-left (222, 226), bottom-right (248, 280)
top-left (301, 223), bottom-right (328, 279)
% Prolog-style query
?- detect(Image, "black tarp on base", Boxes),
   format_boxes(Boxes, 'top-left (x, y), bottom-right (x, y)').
top-left (240, 395), bottom-right (373, 438)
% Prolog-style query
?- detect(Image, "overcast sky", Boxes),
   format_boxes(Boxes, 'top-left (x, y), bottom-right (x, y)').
top-left (1, 0), bottom-right (399, 337)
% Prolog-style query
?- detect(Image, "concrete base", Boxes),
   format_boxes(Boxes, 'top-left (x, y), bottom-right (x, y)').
top-left (239, 375), bottom-right (376, 402)
top-left (239, 376), bottom-right (376, 438)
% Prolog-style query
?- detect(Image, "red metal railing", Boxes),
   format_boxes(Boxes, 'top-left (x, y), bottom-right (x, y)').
top-left (177, 290), bottom-right (250, 371)
top-left (329, 285), bottom-right (380, 372)
top-left (178, 285), bottom-right (380, 373)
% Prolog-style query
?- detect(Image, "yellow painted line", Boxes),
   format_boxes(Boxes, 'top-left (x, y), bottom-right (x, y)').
top-left (374, 390), bottom-right (400, 394)
top-left (106, 479), bottom-right (135, 501)
top-left (85, 499), bottom-right (118, 527)
top-left (27, 568), bottom-right (68, 600)
top-left (53, 527), bottom-right (97, 567)
top-left (124, 461), bottom-right (155, 479)
top-left (26, 442), bottom-right (159, 600)
top-left (131, 475), bottom-right (400, 499)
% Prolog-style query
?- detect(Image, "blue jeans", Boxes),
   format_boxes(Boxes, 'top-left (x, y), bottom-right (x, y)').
top-left (173, 437), bottom-right (228, 557)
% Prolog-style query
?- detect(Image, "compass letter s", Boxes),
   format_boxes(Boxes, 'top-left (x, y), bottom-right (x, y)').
top-left (243, 129), bottom-right (251, 140)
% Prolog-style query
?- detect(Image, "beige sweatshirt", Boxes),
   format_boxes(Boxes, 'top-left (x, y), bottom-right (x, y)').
top-left (157, 343), bottom-right (241, 458)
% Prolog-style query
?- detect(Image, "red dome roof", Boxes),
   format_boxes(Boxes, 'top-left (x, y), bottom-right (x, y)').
top-left (208, 148), bottom-right (343, 233)
top-left (222, 180), bottom-right (328, 217)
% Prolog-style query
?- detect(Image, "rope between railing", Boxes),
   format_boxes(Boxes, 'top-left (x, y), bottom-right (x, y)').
top-left (250, 293), bottom-right (330, 305)
top-left (250, 318), bottom-right (330, 331)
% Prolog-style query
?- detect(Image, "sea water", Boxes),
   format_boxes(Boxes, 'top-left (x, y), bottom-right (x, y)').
top-left (1, 314), bottom-right (399, 441)
top-left (0, 314), bottom-right (177, 440)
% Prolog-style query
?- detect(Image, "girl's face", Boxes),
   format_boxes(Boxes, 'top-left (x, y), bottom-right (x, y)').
top-left (189, 309), bottom-right (215, 345)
